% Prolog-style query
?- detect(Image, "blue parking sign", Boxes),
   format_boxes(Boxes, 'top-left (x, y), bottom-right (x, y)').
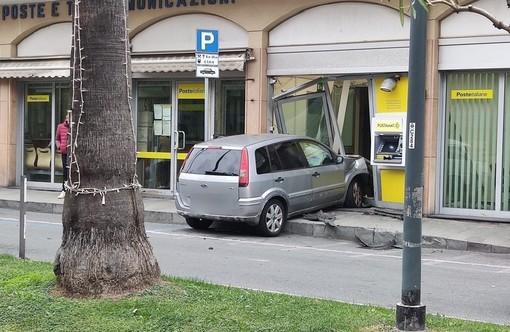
top-left (196, 29), bottom-right (219, 53)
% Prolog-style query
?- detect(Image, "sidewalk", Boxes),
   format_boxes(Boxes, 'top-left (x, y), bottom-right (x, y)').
top-left (0, 187), bottom-right (509, 254)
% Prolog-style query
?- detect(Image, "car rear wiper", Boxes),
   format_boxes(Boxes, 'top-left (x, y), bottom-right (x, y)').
top-left (204, 170), bottom-right (237, 176)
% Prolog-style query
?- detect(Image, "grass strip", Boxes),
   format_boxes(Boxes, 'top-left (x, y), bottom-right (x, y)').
top-left (0, 254), bottom-right (506, 332)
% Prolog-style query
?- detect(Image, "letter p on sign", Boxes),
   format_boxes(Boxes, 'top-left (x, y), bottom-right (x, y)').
top-left (196, 29), bottom-right (219, 53)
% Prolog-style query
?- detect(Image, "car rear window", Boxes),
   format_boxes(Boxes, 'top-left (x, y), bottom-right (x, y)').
top-left (181, 147), bottom-right (241, 176)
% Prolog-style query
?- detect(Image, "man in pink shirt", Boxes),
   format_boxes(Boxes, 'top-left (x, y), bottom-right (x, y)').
top-left (55, 114), bottom-right (70, 199)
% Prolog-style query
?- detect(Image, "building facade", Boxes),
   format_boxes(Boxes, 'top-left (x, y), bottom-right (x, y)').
top-left (1, 0), bottom-right (510, 222)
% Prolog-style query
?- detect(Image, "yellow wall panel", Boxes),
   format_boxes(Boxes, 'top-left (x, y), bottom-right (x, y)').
top-left (380, 169), bottom-right (405, 203)
top-left (375, 77), bottom-right (408, 113)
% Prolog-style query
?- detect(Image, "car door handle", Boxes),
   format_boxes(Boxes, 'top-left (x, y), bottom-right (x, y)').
top-left (312, 172), bottom-right (320, 177)
top-left (275, 177), bottom-right (284, 183)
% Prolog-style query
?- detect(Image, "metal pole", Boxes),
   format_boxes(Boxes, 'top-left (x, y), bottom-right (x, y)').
top-left (204, 77), bottom-right (211, 140)
top-left (19, 175), bottom-right (27, 259)
top-left (396, 3), bottom-right (428, 331)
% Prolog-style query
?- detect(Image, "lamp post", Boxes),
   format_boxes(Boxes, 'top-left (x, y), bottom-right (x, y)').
top-left (396, 3), bottom-right (428, 331)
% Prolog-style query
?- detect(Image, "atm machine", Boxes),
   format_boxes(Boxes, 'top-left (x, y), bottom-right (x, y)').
top-left (371, 114), bottom-right (406, 167)
top-left (370, 113), bottom-right (407, 206)
top-left (373, 134), bottom-right (403, 164)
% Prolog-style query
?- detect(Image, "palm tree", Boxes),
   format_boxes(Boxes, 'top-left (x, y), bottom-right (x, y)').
top-left (53, 0), bottom-right (160, 296)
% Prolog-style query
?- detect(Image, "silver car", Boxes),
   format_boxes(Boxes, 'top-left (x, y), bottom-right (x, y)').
top-left (175, 134), bottom-right (372, 236)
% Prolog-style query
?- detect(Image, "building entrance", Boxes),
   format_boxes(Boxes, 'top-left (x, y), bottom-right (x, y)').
top-left (272, 76), bottom-right (371, 160)
top-left (135, 79), bottom-right (245, 195)
top-left (135, 81), bottom-right (205, 193)
top-left (22, 82), bottom-right (69, 189)
top-left (271, 76), bottom-right (378, 204)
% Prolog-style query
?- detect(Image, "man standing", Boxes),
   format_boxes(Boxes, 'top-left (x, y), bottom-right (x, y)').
top-left (56, 114), bottom-right (70, 199)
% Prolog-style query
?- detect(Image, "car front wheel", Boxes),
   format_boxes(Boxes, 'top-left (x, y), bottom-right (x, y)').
top-left (344, 178), bottom-right (364, 208)
top-left (185, 217), bottom-right (213, 230)
top-left (257, 199), bottom-right (286, 237)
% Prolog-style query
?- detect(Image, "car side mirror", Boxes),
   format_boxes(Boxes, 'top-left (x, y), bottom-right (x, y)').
top-left (336, 155), bottom-right (344, 164)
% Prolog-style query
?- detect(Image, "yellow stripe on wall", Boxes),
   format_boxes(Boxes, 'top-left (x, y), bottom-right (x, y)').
top-left (136, 152), bottom-right (188, 160)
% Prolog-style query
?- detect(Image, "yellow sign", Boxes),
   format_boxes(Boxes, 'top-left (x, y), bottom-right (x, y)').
top-left (451, 90), bottom-right (493, 100)
top-left (27, 95), bottom-right (50, 102)
top-left (178, 83), bottom-right (205, 99)
top-left (375, 119), bottom-right (403, 132)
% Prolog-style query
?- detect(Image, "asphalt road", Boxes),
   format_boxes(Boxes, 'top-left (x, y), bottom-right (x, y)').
top-left (0, 208), bottom-right (509, 326)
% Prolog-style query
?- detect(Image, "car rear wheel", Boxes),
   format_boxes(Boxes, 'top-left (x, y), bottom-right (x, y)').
top-left (257, 199), bottom-right (286, 237)
top-left (185, 217), bottom-right (213, 230)
top-left (344, 178), bottom-right (364, 208)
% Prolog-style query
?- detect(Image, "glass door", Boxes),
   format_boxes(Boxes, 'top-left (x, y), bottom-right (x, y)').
top-left (272, 77), bottom-right (346, 154)
top-left (272, 77), bottom-right (370, 157)
top-left (136, 80), bottom-right (243, 194)
top-left (135, 81), bottom-right (173, 191)
top-left (135, 81), bottom-right (215, 193)
top-left (23, 82), bottom-right (69, 188)
top-left (171, 82), bottom-right (206, 191)
top-left (275, 92), bottom-right (334, 147)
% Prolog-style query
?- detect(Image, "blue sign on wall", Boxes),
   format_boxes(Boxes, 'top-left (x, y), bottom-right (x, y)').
top-left (196, 29), bottom-right (219, 53)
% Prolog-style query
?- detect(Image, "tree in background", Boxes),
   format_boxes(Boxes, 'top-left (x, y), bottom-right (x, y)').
top-left (53, 0), bottom-right (160, 297)
top-left (394, 0), bottom-right (510, 33)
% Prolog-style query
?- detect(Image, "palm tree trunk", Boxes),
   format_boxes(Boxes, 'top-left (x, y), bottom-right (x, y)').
top-left (54, 0), bottom-right (161, 296)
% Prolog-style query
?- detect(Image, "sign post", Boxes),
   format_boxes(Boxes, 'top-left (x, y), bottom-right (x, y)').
top-left (196, 29), bottom-right (219, 140)
top-left (196, 29), bottom-right (219, 79)
top-left (19, 175), bottom-right (27, 259)
top-left (396, 3), bottom-right (428, 331)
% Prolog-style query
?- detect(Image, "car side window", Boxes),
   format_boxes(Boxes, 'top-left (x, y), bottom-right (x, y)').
top-left (273, 141), bottom-right (307, 170)
top-left (255, 147), bottom-right (271, 174)
top-left (299, 140), bottom-right (334, 167)
top-left (267, 145), bottom-right (283, 172)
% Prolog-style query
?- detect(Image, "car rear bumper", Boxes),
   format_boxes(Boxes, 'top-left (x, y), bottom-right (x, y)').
top-left (174, 193), bottom-right (262, 225)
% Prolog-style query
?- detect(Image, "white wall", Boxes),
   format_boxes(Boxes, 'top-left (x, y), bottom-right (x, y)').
top-left (441, 0), bottom-right (510, 38)
top-left (439, 0), bottom-right (510, 70)
top-left (131, 14), bottom-right (248, 53)
top-left (267, 3), bottom-right (410, 75)
top-left (269, 3), bottom-right (410, 47)
top-left (17, 23), bottom-right (71, 57)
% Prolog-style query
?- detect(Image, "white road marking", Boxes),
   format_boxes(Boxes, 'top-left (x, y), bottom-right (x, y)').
top-left (1, 218), bottom-right (508, 270)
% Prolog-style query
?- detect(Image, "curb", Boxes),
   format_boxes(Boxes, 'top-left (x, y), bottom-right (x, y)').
top-left (284, 219), bottom-right (510, 254)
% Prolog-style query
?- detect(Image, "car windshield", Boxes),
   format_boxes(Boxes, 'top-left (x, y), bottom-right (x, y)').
top-left (182, 147), bottom-right (241, 176)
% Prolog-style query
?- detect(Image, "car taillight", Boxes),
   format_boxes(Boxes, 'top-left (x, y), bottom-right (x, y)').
top-left (177, 150), bottom-right (192, 182)
top-left (239, 147), bottom-right (249, 187)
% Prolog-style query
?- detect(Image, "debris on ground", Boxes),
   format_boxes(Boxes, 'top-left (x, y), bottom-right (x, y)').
top-left (355, 234), bottom-right (398, 250)
top-left (365, 208), bottom-right (404, 220)
top-left (303, 210), bottom-right (336, 226)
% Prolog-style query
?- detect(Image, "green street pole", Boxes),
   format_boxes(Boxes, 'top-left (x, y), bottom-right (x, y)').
top-left (396, 3), bottom-right (428, 331)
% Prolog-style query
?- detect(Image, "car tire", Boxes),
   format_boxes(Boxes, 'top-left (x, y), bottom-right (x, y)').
top-left (257, 199), bottom-right (286, 237)
top-left (344, 178), bottom-right (364, 208)
top-left (185, 217), bottom-right (213, 230)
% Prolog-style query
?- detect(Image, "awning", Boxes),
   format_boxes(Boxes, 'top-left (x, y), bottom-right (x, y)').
top-left (131, 51), bottom-right (249, 73)
top-left (267, 42), bottom-right (409, 76)
top-left (0, 59), bottom-right (70, 78)
top-left (0, 51), bottom-right (250, 78)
